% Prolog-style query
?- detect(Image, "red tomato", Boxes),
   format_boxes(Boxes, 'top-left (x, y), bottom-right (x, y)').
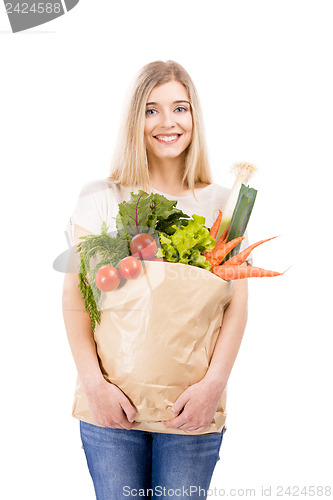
top-left (118, 256), bottom-right (142, 279)
top-left (130, 233), bottom-right (157, 260)
top-left (151, 257), bottom-right (167, 262)
top-left (95, 265), bottom-right (120, 292)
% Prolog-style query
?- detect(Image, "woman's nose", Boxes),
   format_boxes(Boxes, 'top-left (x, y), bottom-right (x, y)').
top-left (159, 110), bottom-right (175, 128)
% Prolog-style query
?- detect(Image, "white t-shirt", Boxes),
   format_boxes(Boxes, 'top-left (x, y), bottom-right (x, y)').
top-left (66, 178), bottom-right (253, 265)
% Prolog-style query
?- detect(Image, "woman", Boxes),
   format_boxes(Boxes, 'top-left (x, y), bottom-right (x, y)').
top-left (62, 60), bottom-right (250, 499)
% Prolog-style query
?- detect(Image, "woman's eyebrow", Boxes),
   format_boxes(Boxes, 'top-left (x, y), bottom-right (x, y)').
top-left (174, 100), bottom-right (191, 105)
top-left (146, 100), bottom-right (191, 106)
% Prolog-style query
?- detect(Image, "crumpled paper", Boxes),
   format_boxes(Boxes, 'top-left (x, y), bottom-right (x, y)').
top-left (72, 261), bottom-right (233, 435)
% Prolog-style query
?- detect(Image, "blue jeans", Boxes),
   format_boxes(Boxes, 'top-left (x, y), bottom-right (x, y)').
top-left (80, 421), bottom-right (225, 499)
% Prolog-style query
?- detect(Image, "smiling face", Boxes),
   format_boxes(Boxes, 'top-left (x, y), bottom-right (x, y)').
top-left (144, 80), bottom-right (193, 163)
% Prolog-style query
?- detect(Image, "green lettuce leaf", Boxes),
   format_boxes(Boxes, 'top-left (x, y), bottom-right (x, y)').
top-left (157, 214), bottom-right (215, 270)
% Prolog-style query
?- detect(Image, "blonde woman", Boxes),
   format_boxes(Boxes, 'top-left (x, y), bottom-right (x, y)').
top-left (63, 60), bottom-right (251, 499)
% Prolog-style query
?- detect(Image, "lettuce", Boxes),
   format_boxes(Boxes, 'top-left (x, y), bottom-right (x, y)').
top-left (157, 214), bottom-right (215, 270)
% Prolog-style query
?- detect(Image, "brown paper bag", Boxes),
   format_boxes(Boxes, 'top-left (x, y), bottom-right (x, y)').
top-left (72, 261), bottom-right (232, 435)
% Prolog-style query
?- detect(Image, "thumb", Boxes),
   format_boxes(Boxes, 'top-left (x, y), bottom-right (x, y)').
top-left (172, 391), bottom-right (189, 416)
top-left (120, 398), bottom-right (137, 423)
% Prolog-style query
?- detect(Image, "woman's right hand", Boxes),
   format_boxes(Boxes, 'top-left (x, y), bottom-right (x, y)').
top-left (85, 379), bottom-right (139, 430)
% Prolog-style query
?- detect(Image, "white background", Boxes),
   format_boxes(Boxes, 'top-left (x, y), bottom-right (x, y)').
top-left (1, 1), bottom-right (332, 498)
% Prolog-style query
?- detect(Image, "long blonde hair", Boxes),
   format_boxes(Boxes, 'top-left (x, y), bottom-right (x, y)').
top-left (108, 60), bottom-right (213, 196)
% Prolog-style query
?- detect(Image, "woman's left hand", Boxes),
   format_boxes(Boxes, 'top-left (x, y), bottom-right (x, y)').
top-left (162, 379), bottom-right (222, 433)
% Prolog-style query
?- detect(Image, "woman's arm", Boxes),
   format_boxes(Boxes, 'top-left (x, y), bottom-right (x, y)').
top-left (62, 224), bottom-right (138, 429)
top-left (202, 277), bottom-right (248, 394)
top-left (163, 277), bottom-right (248, 432)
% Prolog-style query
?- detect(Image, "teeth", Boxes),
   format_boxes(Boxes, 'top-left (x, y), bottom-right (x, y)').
top-left (156, 135), bottom-right (179, 142)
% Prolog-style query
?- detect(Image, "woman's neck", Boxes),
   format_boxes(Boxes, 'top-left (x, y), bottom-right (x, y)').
top-left (148, 153), bottom-right (188, 193)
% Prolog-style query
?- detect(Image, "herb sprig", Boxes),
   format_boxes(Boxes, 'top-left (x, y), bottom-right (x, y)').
top-left (76, 191), bottom-right (202, 331)
top-left (77, 221), bottom-right (129, 331)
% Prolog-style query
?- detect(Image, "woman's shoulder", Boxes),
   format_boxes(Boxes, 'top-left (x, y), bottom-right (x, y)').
top-left (76, 178), bottom-right (138, 207)
top-left (77, 178), bottom-right (115, 197)
top-left (70, 179), bottom-right (123, 235)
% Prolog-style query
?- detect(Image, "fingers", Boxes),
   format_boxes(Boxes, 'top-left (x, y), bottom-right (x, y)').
top-left (104, 420), bottom-right (139, 430)
top-left (119, 397), bottom-right (137, 423)
top-left (164, 412), bottom-right (188, 429)
top-left (116, 411), bottom-right (138, 431)
top-left (172, 393), bottom-right (189, 415)
top-left (164, 413), bottom-right (210, 433)
top-left (94, 405), bottom-right (138, 430)
top-left (117, 398), bottom-right (140, 430)
top-left (177, 424), bottom-right (208, 433)
top-left (88, 382), bottom-right (139, 430)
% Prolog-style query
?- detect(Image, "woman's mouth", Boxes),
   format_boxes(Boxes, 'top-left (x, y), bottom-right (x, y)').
top-left (154, 134), bottom-right (182, 144)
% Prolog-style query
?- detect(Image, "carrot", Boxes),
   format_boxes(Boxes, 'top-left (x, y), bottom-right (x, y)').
top-left (205, 223), bottom-right (230, 261)
top-left (209, 236), bottom-right (245, 266)
top-left (210, 223), bottom-right (230, 255)
top-left (210, 210), bottom-right (223, 239)
top-left (218, 223), bottom-right (230, 246)
top-left (223, 236), bottom-right (278, 267)
top-left (212, 264), bottom-right (284, 280)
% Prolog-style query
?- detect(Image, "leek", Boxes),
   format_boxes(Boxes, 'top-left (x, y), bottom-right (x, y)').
top-left (216, 162), bottom-right (257, 241)
top-left (221, 183), bottom-right (257, 262)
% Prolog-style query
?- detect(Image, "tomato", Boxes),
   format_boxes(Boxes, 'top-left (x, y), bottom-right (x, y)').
top-left (130, 233), bottom-right (157, 260)
top-left (95, 265), bottom-right (121, 292)
top-left (118, 256), bottom-right (142, 279)
top-left (151, 257), bottom-right (168, 262)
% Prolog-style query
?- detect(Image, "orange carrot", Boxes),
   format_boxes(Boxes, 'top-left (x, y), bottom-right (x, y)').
top-left (210, 210), bottom-right (223, 239)
top-left (223, 236), bottom-right (278, 267)
top-left (212, 264), bottom-right (284, 280)
top-left (205, 223), bottom-right (230, 261)
top-left (209, 237), bottom-right (245, 266)
top-left (218, 223), bottom-right (230, 245)
top-left (212, 223), bottom-right (230, 252)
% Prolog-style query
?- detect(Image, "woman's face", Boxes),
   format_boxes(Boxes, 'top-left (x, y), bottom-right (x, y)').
top-left (144, 80), bottom-right (193, 162)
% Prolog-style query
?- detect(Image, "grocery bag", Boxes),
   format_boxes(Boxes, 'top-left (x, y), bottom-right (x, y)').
top-left (72, 260), bottom-right (233, 435)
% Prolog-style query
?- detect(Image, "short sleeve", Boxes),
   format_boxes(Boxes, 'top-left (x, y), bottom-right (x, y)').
top-left (66, 180), bottom-right (108, 246)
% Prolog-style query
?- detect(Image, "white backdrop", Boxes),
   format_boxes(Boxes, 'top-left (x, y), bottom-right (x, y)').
top-left (1, 1), bottom-right (332, 498)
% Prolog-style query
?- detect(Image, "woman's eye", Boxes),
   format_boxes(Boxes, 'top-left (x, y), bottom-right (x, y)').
top-left (146, 109), bottom-right (157, 115)
top-left (175, 106), bottom-right (187, 113)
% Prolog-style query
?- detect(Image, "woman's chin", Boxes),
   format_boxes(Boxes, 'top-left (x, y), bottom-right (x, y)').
top-left (148, 147), bottom-right (188, 161)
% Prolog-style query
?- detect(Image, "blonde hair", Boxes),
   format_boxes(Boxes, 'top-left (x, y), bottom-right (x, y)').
top-left (108, 60), bottom-right (213, 196)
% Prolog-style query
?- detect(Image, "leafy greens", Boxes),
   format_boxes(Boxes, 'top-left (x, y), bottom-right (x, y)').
top-left (115, 190), bottom-right (191, 239)
top-left (156, 214), bottom-right (215, 270)
top-left (76, 191), bottom-right (215, 331)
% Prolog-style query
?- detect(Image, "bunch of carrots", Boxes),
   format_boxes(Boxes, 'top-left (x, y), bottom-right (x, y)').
top-left (205, 210), bottom-right (285, 280)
